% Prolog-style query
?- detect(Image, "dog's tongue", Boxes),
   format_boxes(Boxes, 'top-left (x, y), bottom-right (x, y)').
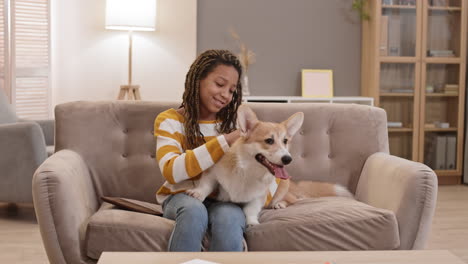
top-left (274, 166), bottom-right (290, 180)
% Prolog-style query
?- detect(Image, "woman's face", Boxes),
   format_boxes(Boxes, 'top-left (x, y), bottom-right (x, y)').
top-left (198, 64), bottom-right (239, 121)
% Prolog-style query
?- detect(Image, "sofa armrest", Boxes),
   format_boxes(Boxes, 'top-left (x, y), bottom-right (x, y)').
top-left (19, 118), bottom-right (54, 146)
top-left (35, 119), bottom-right (55, 146)
top-left (0, 122), bottom-right (47, 203)
top-left (32, 150), bottom-right (99, 264)
top-left (355, 152), bottom-right (437, 250)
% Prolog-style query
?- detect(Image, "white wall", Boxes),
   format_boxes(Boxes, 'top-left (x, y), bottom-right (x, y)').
top-left (51, 0), bottom-right (197, 109)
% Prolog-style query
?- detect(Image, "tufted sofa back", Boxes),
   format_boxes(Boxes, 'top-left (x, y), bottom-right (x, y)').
top-left (55, 101), bottom-right (389, 203)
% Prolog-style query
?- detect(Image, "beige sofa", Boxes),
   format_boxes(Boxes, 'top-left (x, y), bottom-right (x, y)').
top-left (32, 101), bottom-right (438, 264)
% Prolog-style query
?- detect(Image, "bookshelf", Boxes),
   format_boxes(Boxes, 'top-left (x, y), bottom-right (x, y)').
top-left (361, 0), bottom-right (467, 184)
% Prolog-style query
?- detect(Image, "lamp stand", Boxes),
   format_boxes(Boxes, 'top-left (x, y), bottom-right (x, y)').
top-left (117, 30), bottom-right (141, 100)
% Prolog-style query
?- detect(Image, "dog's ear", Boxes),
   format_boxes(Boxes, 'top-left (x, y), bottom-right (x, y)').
top-left (237, 105), bottom-right (258, 137)
top-left (282, 112), bottom-right (304, 137)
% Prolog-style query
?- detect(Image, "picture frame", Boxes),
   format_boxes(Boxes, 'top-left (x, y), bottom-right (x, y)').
top-left (301, 69), bottom-right (334, 98)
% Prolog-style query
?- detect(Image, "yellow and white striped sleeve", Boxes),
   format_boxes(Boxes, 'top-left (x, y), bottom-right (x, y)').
top-left (154, 112), bottom-right (230, 184)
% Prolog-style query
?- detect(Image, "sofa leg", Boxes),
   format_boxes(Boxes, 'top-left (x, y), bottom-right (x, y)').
top-left (6, 203), bottom-right (19, 214)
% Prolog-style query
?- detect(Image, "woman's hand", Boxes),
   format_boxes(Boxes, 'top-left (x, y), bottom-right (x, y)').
top-left (224, 130), bottom-right (241, 146)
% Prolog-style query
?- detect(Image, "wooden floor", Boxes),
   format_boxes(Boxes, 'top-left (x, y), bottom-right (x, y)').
top-left (0, 203), bottom-right (48, 264)
top-left (0, 185), bottom-right (467, 264)
top-left (426, 185), bottom-right (468, 262)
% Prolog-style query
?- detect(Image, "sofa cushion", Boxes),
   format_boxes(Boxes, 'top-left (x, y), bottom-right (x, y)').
top-left (247, 197), bottom-right (400, 251)
top-left (246, 197), bottom-right (400, 251)
top-left (85, 202), bottom-right (174, 260)
top-left (86, 197), bottom-right (399, 259)
top-left (86, 202), bottom-right (247, 259)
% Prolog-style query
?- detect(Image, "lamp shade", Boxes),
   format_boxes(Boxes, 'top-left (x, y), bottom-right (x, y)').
top-left (105, 0), bottom-right (156, 31)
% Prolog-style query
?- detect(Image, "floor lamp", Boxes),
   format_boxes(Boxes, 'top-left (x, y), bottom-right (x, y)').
top-left (105, 0), bottom-right (156, 100)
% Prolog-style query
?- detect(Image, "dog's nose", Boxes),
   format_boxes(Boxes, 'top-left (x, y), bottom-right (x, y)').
top-left (281, 155), bottom-right (292, 165)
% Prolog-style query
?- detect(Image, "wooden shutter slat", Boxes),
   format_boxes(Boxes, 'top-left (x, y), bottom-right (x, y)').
top-left (12, 0), bottom-right (50, 119)
top-left (0, 0), bottom-right (3, 79)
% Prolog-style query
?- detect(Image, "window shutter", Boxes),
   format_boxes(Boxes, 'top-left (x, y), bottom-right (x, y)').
top-left (12, 0), bottom-right (50, 119)
top-left (0, 0), bottom-right (6, 97)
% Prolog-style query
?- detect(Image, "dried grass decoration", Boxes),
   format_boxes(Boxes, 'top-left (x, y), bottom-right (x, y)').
top-left (230, 29), bottom-right (256, 96)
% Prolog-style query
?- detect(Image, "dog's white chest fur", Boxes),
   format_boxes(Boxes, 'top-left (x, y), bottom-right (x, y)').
top-left (205, 153), bottom-right (273, 203)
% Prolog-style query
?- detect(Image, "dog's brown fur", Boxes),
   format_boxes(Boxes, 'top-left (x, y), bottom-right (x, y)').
top-left (268, 180), bottom-right (353, 209)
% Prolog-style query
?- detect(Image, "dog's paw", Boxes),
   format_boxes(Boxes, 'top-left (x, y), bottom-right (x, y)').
top-left (273, 201), bottom-right (288, 209)
top-left (246, 217), bottom-right (260, 227)
top-left (185, 189), bottom-right (205, 201)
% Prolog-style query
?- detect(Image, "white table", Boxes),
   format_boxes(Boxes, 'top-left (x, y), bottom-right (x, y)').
top-left (98, 250), bottom-right (465, 264)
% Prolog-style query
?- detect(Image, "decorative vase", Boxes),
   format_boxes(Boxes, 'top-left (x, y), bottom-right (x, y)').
top-left (242, 75), bottom-right (250, 96)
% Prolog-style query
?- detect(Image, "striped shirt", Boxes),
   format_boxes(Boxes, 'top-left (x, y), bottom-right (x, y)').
top-left (154, 108), bottom-right (280, 205)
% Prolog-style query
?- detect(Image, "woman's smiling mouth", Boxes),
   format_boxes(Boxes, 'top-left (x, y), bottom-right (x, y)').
top-left (214, 98), bottom-right (226, 108)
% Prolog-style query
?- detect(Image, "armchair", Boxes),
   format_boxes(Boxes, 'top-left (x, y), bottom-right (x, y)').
top-left (0, 89), bottom-right (54, 204)
top-left (33, 101), bottom-right (437, 264)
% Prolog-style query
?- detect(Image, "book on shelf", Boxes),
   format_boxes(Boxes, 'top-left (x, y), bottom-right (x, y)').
top-left (399, 0), bottom-right (416, 5)
top-left (428, 54), bottom-right (455, 57)
top-left (427, 49), bottom-right (454, 57)
top-left (426, 134), bottom-right (457, 170)
top-left (434, 135), bottom-right (447, 170)
top-left (390, 88), bottom-right (413, 93)
top-left (388, 16), bottom-right (401, 56)
top-left (446, 135), bottom-right (456, 170)
top-left (444, 84), bottom-right (459, 89)
top-left (380, 16), bottom-right (389, 56)
top-left (435, 122), bottom-right (450, 128)
top-left (426, 122), bottom-right (450, 128)
top-left (444, 84), bottom-right (459, 94)
top-left (388, 121), bottom-right (403, 128)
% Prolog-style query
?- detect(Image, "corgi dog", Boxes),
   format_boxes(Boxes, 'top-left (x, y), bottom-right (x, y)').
top-left (186, 105), bottom-right (352, 226)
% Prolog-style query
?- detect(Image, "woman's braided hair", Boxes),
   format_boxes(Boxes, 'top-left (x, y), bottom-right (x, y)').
top-left (180, 49), bottom-right (243, 150)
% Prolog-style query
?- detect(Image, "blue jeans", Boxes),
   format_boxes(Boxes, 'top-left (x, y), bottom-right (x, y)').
top-left (162, 193), bottom-right (246, 252)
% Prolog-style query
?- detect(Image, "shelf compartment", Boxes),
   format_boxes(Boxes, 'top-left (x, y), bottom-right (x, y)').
top-left (425, 96), bottom-right (459, 127)
top-left (380, 96), bottom-right (415, 128)
top-left (425, 63), bottom-right (460, 93)
top-left (380, 63), bottom-right (416, 94)
top-left (423, 131), bottom-right (457, 170)
top-left (426, 6), bottom-right (463, 58)
top-left (428, 0), bottom-right (462, 10)
top-left (381, 6), bottom-right (417, 57)
top-left (389, 132), bottom-right (413, 160)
